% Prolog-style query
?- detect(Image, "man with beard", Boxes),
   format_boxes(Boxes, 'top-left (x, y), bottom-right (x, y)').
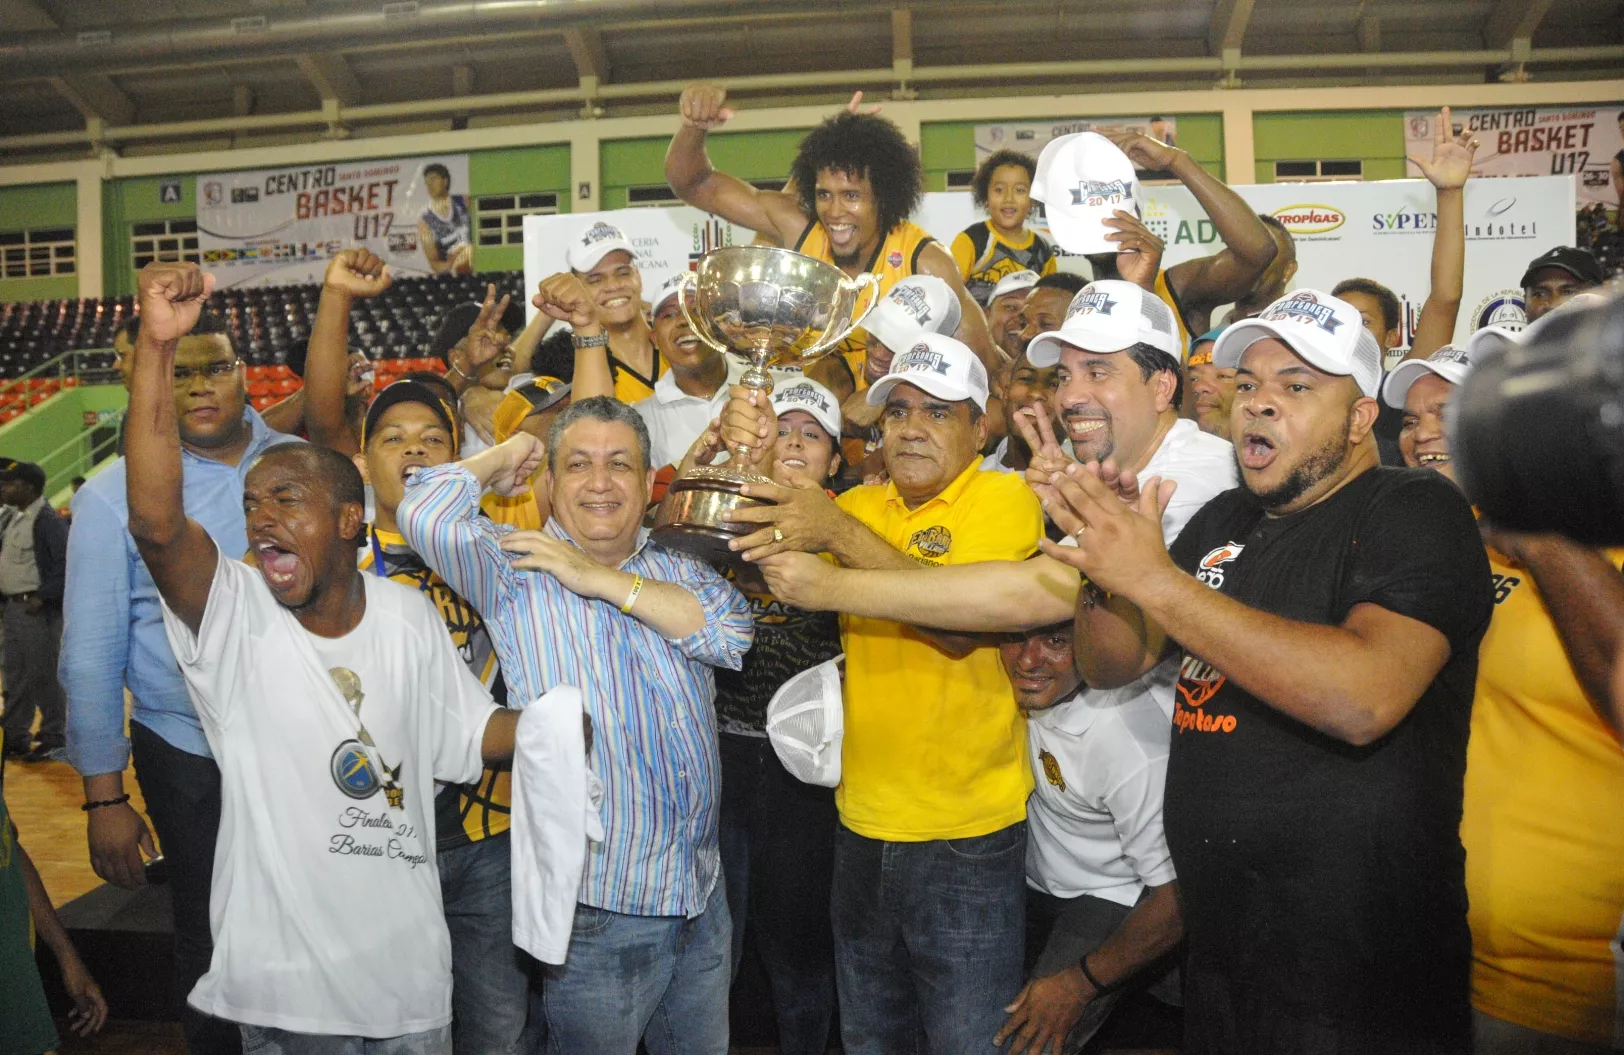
top-left (666, 83), bottom-right (999, 380)
top-left (1034, 289), bottom-right (1492, 1054)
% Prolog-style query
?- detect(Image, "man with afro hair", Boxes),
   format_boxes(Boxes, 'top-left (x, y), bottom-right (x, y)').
top-left (666, 83), bottom-right (1000, 384)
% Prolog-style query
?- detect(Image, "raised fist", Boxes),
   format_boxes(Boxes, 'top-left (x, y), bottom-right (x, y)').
top-left (137, 262), bottom-right (215, 344)
top-left (680, 84), bottom-right (735, 132)
top-left (324, 248), bottom-right (392, 299)
top-left (532, 273), bottom-right (599, 331)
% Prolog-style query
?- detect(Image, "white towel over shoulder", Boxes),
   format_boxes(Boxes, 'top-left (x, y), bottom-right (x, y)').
top-left (510, 686), bottom-right (605, 965)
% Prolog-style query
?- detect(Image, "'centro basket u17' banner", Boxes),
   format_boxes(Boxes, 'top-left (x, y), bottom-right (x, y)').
top-left (1404, 107), bottom-right (1623, 214)
top-left (198, 154), bottom-right (471, 288)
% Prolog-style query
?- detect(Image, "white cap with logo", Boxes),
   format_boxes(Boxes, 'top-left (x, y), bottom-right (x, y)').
top-left (1213, 289), bottom-right (1383, 398)
top-left (765, 657), bottom-right (844, 788)
top-left (1030, 132), bottom-right (1142, 255)
top-left (1381, 345), bottom-right (1475, 408)
top-left (565, 221), bottom-right (638, 273)
top-left (865, 332), bottom-right (990, 412)
top-left (859, 275), bottom-right (963, 352)
top-left (1467, 290), bottom-right (1610, 361)
top-left (989, 269), bottom-right (1041, 304)
top-left (770, 377), bottom-right (843, 439)
top-left (1025, 279), bottom-right (1184, 367)
top-left (649, 271), bottom-right (688, 315)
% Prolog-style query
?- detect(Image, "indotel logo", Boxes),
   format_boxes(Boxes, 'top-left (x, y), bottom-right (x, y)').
top-left (1270, 204), bottom-right (1345, 238)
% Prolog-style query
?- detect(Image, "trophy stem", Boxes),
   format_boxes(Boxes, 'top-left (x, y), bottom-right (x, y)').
top-left (733, 345), bottom-right (775, 462)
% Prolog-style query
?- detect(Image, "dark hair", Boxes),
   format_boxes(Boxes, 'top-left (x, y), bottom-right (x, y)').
top-left (790, 112), bottom-right (922, 240)
top-left (189, 308), bottom-right (233, 347)
top-left (545, 395), bottom-right (652, 473)
top-left (249, 444), bottom-right (367, 545)
top-left (71, 475), bottom-right (85, 487)
top-left (1122, 343), bottom-right (1181, 384)
top-left (971, 150), bottom-right (1037, 210)
top-left (1033, 272), bottom-right (1087, 296)
top-left (1332, 277), bottom-right (1401, 332)
top-left (400, 370), bottom-right (458, 407)
top-left (114, 315), bottom-right (141, 345)
top-left (423, 163), bottom-right (451, 183)
top-left (1256, 213), bottom-right (1297, 252)
top-left (529, 327), bottom-right (577, 383)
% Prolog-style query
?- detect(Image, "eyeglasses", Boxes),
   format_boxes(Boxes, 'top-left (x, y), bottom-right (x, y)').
top-left (171, 360), bottom-right (241, 387)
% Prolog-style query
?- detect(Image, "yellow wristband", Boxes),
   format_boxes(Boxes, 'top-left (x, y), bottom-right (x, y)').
top-left (619, 573), bottom-right (644, 614)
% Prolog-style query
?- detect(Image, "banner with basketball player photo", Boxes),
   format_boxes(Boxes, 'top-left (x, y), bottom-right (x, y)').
top-left (197, 153), bottom-right (471, 288)
top-left (974, 118), bottom-right (1181, 180)
top-left (1403, 106), bottom-right (1623, 214)
top-left (916, 175), bottom-right (1575, 358)
top-left (521, 207), bottom-right (755, 322)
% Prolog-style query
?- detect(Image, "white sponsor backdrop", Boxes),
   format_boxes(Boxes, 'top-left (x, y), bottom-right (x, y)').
top-left (524, 177), bottom-right (1573, 352)
top-left (975, 118), bottom-right (1179, 176)
top-left (198, 154), bottom-right (469, 287)
top-left (1405, 106), bottom-right (1623, 213)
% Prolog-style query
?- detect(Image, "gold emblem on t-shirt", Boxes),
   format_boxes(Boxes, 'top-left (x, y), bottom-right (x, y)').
top-left (1039, 749), bottom-right (1066, 791)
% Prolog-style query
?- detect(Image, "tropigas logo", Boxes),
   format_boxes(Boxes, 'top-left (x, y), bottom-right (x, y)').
top-left (1175, 655), bottom-right (1236, 735)
top-left (908, 525), bottom-right (951, 559)
top-left (1270, 204), bottom-right (1344, 236)
top-left (1039, 749), bottom-right (1066, 791)
top-left (1196, 542), bottom-right (1243, 590)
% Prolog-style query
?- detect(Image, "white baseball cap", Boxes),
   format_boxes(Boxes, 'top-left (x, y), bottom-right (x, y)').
top-left (1213, 289), bottom-right (1383, 398)
top-left (771, 378), bottom-right (843, 439)
top-left (1025, 280), bottom-right (1184, 367)
top-left (865, 331), bottom-right (990, 412)
top-left (989, 269), bottom-right (1041, 304)
top-left (566, 221), bottom-right (638, 273)
top-left (649, 272), bottom-right (688, 315)
top-left (1381, 345), bottom-right (1475, 408)
top-left (1470, 289), bottom-right (1610, 362)
top-left (765, 657), bottom-right (844, 788)
top-left (1030, 132), bottom-right (1142, 255)
top-left (859, 275), bottom-right (962, 353)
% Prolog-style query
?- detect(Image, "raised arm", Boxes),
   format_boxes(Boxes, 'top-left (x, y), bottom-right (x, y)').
top-left (666, 84), bottom-right (810, 243)
top-left (1406, 107), bottom-right (1477, 360)
top-left (1098, 130), bottom-right (1276, 325)
top-left (126, 264), bottom-right (223, 635)
top-left (532, 272), bottom-right (614, 401)
top-left (305, 249), bottom-right (392, 454)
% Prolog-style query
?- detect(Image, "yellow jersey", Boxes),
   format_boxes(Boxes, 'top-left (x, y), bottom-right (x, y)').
top-left (1461, 545), bottom-right (1624, 1044)
top-left (1153, 271), bottom-right (1192, 360)
top-left (950, 221), bottom-right (1058, 306)
top-left (360, 526), bottom-right (510, 849)
top-left (834, 459), bottom-right (1042, 841)
top-left (795, 220), bottom-right (937, 381)
top-left (610, 344), bottom-right (662, 405)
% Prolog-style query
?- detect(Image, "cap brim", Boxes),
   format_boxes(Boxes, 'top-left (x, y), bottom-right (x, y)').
top-left (1025, 324), bottom-right (1137, 368)
top-left (1519, 262), bottom-right (1597, 288)
top-left (773, 400), bottom-right (842, 439)
top-left (570, 239), bottom-right (637, 273)
top-left (1381, 359), bottom-right (1462, 408)
top-left (866, 371), bottom-right (983, 411)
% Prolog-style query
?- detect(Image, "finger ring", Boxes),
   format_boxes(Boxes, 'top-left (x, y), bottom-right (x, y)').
top-left (1073, 525), bottom-right (1087, 539)
top-left (773, 528), bottom-right (785, 543)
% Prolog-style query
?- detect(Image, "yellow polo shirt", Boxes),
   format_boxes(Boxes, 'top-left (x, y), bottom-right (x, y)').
top-left (1462, 545), bottom-right (1624, 1044)
top-left (834, 458), bottom-right (1042, 841)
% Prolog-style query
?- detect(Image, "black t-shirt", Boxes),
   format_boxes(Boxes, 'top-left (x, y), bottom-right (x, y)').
top-left (714, 580), bottom-right (842, 737)
top-left (1164, 467), bottom-right (1491, 1051)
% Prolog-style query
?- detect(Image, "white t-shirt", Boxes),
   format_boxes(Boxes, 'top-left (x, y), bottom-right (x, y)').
top-left (160, 553), bottom-right (498, 1037)
top-left (1029, 418), bottom-right (1233, 903)
top-left (1025, 675), bottom-right (1178, 905)
top-left (635, 360), bottom-right (799, 470)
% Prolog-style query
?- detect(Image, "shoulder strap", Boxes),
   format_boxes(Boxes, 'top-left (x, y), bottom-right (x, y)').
top-left (965, 222), bottom-right (996, 275)
top-left (910, 234), bottom-right (937, 274)
top-left (792, 222), bottom-right (816, 253)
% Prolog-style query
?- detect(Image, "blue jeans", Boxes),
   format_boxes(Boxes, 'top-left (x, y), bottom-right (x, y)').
top-left (436, 833), bottom-right (529, 1054)
top-left (718, 733), bottom-right (838, 1055)
top-left (239, 1024), bottom-right (450, 1055)
top-left (541, 878), bottom-right (731, 1055)
top-left (832, 820), bottom-right (1028, 1055)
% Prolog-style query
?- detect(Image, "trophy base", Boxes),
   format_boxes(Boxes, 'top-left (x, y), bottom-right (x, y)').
top-left (650, 468), bottom-right (777, 563)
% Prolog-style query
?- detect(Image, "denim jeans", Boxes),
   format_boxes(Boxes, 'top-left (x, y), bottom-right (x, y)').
top-left (239, 1024), bottom-right (450, 1055)
top-left (541, 877), bottom-right (730, 1055)
top-left (130, 721), bottom-right (241, 1055)
top-left (718, 732), bottom-right (837, 1055)
top-left (832, 820), bottom-right (1028, 1055)
top-left (436, 833), bottom-right (529, 1054)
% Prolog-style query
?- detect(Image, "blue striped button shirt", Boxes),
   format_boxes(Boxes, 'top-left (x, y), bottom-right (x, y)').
top-left (398, 464), bottom-right (752, 918)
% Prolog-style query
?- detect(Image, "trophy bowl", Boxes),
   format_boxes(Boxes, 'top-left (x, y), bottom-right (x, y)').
top-left (651, 245), bottom-right (878, 562)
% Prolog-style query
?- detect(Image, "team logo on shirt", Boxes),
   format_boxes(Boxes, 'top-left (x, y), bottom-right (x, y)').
top-left (887, 250), bottom-right (904, 268)
top-left (908, 525), bottom-right (952, 559)
top-left (331, 740), bottom-right (381, 799)
top-left (1174, 656), bottom-right (1235, 735)
top-left (1039, 749), bottom-right (1066, 791)
top-left (1196, 542), bottom-right (1244, 590)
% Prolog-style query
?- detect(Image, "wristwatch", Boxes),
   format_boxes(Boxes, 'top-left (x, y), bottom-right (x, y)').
top-left (572, 331), bottom-right (609, 349)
